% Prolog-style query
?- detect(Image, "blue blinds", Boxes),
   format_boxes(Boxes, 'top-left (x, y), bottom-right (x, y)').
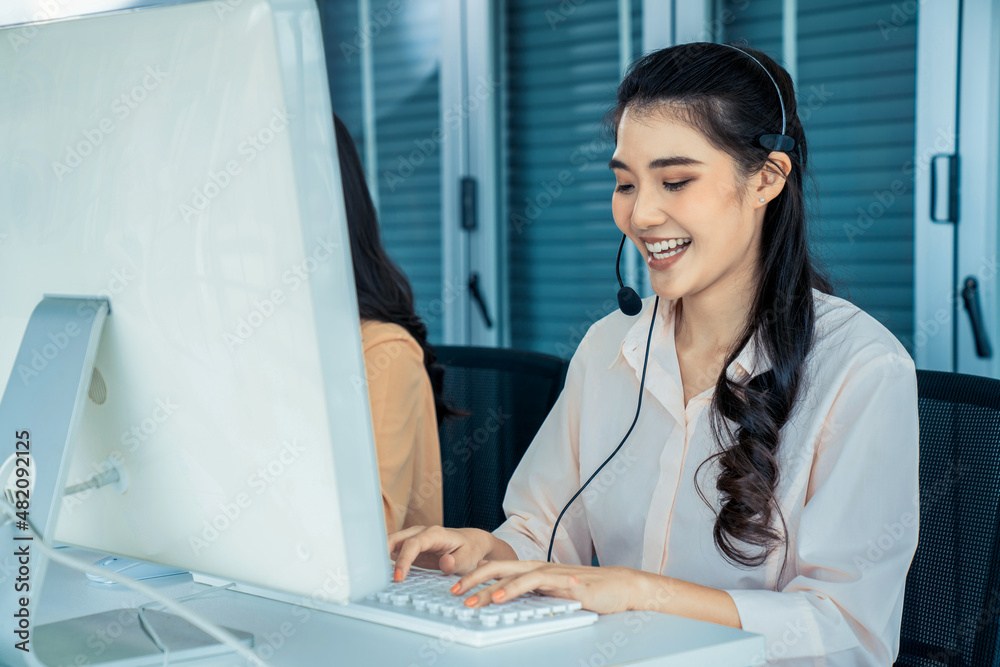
top-left (725, 0), bottom-right (917, 352)
top-left (505, 0), bottom-right (631, 357)
top-left (631, 0), bottom-right (642, 60)
top-left (320, 1), bottom-right (364, 158)
top-left (319, 1), bottom-right (444, 342)
top-left (796, 0), bottom-right (916, 351)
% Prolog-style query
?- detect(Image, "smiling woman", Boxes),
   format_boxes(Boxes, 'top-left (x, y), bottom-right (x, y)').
top-left (388, 42), bottom-right (919, 667)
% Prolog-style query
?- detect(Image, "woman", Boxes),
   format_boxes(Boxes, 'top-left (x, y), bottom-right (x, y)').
top-left (387, 43), bottom-right (920, 665)
top-left (334, 114), bottom-right (448, 533)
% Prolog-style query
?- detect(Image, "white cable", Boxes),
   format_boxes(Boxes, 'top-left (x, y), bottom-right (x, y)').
top-left (0, 488), bottom-right (14, 527)
top-left (136, 581), bottom-right (236, 609)
top-left (135, 606), bottom-right (170, 666)
top-left (63, 468), bottom-right (119, 497)
top-left (140, 581), bottom-right (237, 611)
top-left (0, 497), bottom-right (269, 667)
top-left (137, 582), bottom-right (238, 667)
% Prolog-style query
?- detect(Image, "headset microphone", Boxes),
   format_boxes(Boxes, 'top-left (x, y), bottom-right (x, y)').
top-left (615, 235), bottom-right (643, 316)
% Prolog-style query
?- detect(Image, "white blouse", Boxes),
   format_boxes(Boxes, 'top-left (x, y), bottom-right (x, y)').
top-left (493, 290), bottom-right (919, 666)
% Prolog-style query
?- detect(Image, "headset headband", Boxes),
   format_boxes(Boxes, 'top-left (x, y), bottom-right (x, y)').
top-left (718, 43), bottom-right (798, 156)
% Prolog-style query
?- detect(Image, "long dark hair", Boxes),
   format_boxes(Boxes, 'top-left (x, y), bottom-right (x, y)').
top-left (333, 114), bottom-right (454, 425)
top-left (607, 43), bottom-right (833, 568)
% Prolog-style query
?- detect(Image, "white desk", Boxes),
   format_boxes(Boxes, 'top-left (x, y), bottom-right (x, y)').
top-left (34, 549), bottom-right (766, 666)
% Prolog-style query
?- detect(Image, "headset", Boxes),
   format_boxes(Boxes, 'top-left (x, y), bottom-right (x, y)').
top-left (545, 44), bottom-right (796, 563)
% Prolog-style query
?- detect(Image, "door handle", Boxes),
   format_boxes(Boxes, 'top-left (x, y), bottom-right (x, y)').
top-left (461, 177), bottom-right (477, 230)
top-left (930, 154), bottom-right (958, 223)
top-left (961, 276), bottom-right (992, 358)
top-left (468, 272), bottom-right (493, 329)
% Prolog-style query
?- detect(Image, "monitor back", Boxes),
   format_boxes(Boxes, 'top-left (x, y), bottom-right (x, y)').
top-left (0, 0), bottom-right (389, 605)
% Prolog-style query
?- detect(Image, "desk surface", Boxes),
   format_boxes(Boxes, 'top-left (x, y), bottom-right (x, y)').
top-left (35, 549), bottom-right (766, 667)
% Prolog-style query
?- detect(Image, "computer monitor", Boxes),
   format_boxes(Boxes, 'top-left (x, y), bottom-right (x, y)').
top-left (0, 0), bottom-right (389, 663)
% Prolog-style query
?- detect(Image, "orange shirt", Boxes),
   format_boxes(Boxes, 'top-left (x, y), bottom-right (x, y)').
top-left (360, 320), bottom-right (443, 532)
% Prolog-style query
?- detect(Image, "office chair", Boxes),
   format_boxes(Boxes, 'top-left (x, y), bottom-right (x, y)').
top-left (896, 370), bottom-right (1000, 666)
top-left (433, 346), bottom-right (569, 532)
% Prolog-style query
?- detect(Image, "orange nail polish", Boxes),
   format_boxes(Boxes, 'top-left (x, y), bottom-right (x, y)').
top-left (465, 597), bottom-right (478, 607)
top-left (450, 582), bottom-right (461, 594)
top-left (492, 590), bottom-right (505, 602)
top-left (393, 568), bottom-right (403, 582)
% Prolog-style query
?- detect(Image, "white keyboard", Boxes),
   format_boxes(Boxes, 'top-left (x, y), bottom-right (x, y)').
top-left (323, 568), bottom-right (598, 647)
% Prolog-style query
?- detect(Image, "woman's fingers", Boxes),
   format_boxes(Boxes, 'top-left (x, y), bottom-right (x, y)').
top-left (451, 561), bottom-right (581, 608)
top-left (387, 525), bottom-right (428, 557)
top-left (393, 528), bottom-right (450, 580)
top-left (391, 527), bottom-right (488, 580)
top-left (448, 562), bottom-right (631, 615)
top-left (453, 559), bottom-right (538, 595)
top-left (409, 552), bottom-right (452, 572)
top-left (438, 540), bottom-right (490, 575)
top-left (481, 569), bottom-right (577, 606)
top-left (460, 575), bottom-right (515, 608)
top-left (438, 552), bottom-right (459, 575)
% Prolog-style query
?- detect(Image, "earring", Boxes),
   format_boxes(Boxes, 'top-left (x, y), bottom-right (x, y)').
top-left (759, 197), bottom-right (766, 203)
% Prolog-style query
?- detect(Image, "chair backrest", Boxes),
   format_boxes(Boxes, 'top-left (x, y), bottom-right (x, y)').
top-left (434, 346), bottom-right (569, 532)
top-left (896, 370), bottom-right (1000, 666)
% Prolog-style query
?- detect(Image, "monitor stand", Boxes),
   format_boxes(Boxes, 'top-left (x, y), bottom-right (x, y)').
top-left (0, 297), bottom-right (249, 666)
top-left (33, 609), bottom-right (253, 667)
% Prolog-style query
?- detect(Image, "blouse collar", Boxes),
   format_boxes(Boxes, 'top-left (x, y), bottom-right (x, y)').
top-left (610, 296), bottom-right (773, 399)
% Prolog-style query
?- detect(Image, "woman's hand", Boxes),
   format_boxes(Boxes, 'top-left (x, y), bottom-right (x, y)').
top-left (388, 525), bottom-right (516, 581)
top-left (451, 560), bottom-right (644, 615)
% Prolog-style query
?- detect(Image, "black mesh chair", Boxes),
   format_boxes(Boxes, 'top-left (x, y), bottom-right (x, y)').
top-left (896, 370), bottom-right (1000, 666)
top-left (433, 346), bottom-right (569, 532)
